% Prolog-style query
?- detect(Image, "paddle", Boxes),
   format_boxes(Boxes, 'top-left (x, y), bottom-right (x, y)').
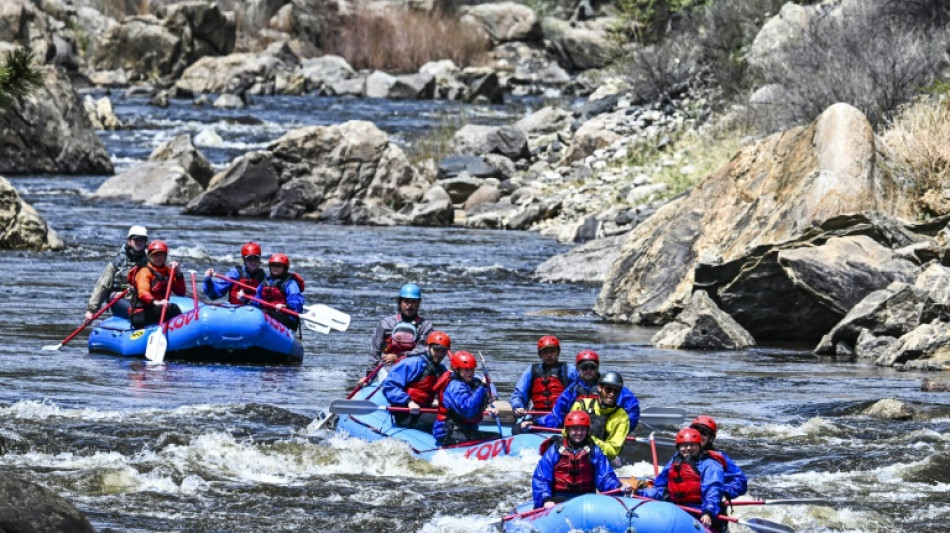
top-left (629, 495), bottom-right (795, 533)
top-left (145, 264), bottom-right (177, 363)
top-left (650, 431), bottom-right (659, 476)
top-left (522, 406), bottom-right (686, 426)
top-left (42, 289), bottom-right (129, 351)
top-left (189, 270), bottom-right (198, 311)
top-left (730, 499), bottom-right (826, 506)
top-left (213, 273), bottom-right (350, 332)
top-left (477, 352), bottom-right (505, 437)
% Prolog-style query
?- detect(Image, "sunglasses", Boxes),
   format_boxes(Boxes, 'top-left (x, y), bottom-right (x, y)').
top-left (131, 236), bottom-right (147, 243)
top-left (578, 363), bottom-right (598, 371)
top-left (601, 385), bottom-right (621, 395)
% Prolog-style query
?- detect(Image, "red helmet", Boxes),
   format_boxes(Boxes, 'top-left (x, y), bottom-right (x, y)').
top-left (268, 253), bottom-right (289, 268)
top-left (565, 411), bottom-right (590, 428)
top-left (537, 335), bottom-right (560, 352)
top-left (576, 349), bottom-right (599, 365)
top-left (676, 428), bottom-right (703, 446)
top-left (691, 415), bottom-right (718, 439)
top-left (241, 242), bottom-right (262, 258)
top-left (147, 240), bottom-right (168, 255)
top-left (427, 331), bottom-right (451, 349)
top-left (450, 350), bottom-right (477, 370)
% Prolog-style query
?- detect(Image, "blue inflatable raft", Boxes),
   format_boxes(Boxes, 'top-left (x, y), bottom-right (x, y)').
top-left (332, 381), bottom-right (547, 461)
top-left (88, 296), bottom-right (304, 365)
top-left (505, 493), bottom-right (706, 533)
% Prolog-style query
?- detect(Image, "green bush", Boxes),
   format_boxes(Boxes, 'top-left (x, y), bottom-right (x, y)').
top-left (0, 48), bottom-right (42, 111)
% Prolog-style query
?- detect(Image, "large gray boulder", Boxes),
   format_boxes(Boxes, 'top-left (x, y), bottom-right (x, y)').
top-left (534, 234), bottom-right (624, 284)
top-left (0, 472), bottom-right (94, 532)
top-left (0, 67), bottom-right (112, 175)
top-left (651, 290), bottom-right (756, 350)
top-left (460, 2), bottom-right (541, 44)
top-left (596, 103), bottom-right (921, 341)
top-left (452, 124), bottom-right (530, 161)
top-left (0, 176), bottom-right (63, 251)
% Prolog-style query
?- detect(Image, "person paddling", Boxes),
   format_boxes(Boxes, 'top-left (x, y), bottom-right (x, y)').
top-left (85, 225), bottom-right (149, 321)
top-left (691, 415), bottom-right (748, 500)
top-left (529, 350), bottom-right (641, 432)
top-left (434, 350), bottom-right (499, 446)
top-left (531, 411), bottom-right (626, 509)
top-left (381, 331), bottom-right (451, 426)
top-left (510, 335), bottom-right (578, 417)
top-left (250, 253), bottom-right (304, 331)
top-left (129, 240), bottom-right (185, 329)
top-left (203, 242), bottom-right (265, 304)
top-left (638, 428), bottom-right (726, 531)
top-left (360, 283), bottom-right (434, 386)
top-left (558, 372), bottom-right (630, 461)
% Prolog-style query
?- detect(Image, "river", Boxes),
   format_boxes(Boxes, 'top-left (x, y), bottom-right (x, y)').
top-left (0, 93), bottom-right (947, 533)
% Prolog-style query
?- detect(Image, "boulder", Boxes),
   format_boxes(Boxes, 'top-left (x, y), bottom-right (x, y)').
top-left (877, 321), bottom-right (950, 370)
top-left (861, 398), bottom-right (914, 420)
top-left (534, 234), bottom-right (625, 284)
top-left (463, 183), bottom-right (502, 211)
top-left (854, 329), bottom-right (898, 360)
top-left (148, 134), bottom-right (214, 188)
top-left (93, 162), bottom-right (203, 205)
top-left (561, 114), bottom-right (620, 164)
top-left (0, 176), bottom-right (63, 251)
top-left (82, 95), bottom-right (123, 130)
top-left (921, 379), bottom-right (950, 392)
top-left (364, 71), bottom-right (435, 100)
top-left (175, 52), bottom-right (284, 95)
top-left (746, 2), bottom-right (814, 74)
top-left (651, 290), bottom-right (756, 350)
top-left (409, 185), bottom-right (453, 226)
top-left (544, 17), bottom-right (615, 70)
top-left (298, 55), bottom-right (354, 91)
top-left (0, 472), bottom-right (95, 532)
top-left (184, 151), bottom-right (280, 216)
top-left (440, 173), bottom-right (482, 204)
top-left (0, 67), bottom-right (113, 175)
top-left (464, 202), bottom-right (518, 229)
top-left (460, 2), bottom-right (541, 44)
top-left (0, 0), bottom-right (54, 65)
top-left (516, 106), bottom-right (573, 137)
top-left (596, 103), bottom-right (921, 340)
top-left (437, 155), bottom-right (502, 181)
top-left (452, 124), bottom-right (529, 161)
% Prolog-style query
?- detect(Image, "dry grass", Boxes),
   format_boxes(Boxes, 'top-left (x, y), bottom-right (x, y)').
top-left (321, 7), bottom-right (490, 73)
top-left (405, 107), bottom-right (470, 165)
top-left (880, 96), bottom-right (950, 195)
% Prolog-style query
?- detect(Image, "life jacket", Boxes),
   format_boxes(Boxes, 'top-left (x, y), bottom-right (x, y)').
top-left (384, 316), bottom-right (422, 354)
top-left (128, 265), bottom-right (171, 309)
top-left (260, 272), bottom-right (305, 305)
top-left (227, 265), bottom-right (266, 305)
top-left (528, 362), bottom-right (568, 410)
top-left (577, 398), bottom-right (610, 440)
top-left (110, 245), bottom-right (147, 292)
top-left (569, 378), bottom-right (599, 401)
top-left (436, 374), bottom-right (484, 425)
top-left (404, 354), bottom-right (443, 406)
top-left (550, 437), bottom-right (596, 495)
top-left (668, 452), bottom-right (722, 505)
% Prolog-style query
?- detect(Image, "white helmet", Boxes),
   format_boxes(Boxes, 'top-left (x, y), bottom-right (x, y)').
top-left (127, 225), bottom-right (148, 238)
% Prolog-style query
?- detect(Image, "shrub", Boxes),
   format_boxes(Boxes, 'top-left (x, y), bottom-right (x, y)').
top-left (622, 36), bottom-right (698, 102)
top-left (0, 48), bottom-right (42, 111)
top-left (321, 6), bottom-right (490, 73)
top-left (749, 2), bottom-right (950, 133)
top-left (880, 97), bottom-right (950, 198)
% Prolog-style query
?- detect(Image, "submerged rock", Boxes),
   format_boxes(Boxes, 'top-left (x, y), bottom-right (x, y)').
top-left (0, 471), bottom-right (95, 532)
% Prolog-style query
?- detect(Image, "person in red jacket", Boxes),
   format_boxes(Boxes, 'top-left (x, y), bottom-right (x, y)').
top-left (129, 240), bottom-right (185, 329)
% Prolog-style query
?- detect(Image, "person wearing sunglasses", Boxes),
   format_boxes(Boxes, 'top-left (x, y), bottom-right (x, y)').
top-left (690, 415), bottom-right (748, 500)
top-left (203, 241), bottom-right (266, 304)
top-left (558, 371), bottom-right (630, 460)
top-left (526, 350), bottom-right (641, 435)
top-left (637, 428), bottom-right (726, 531)
top-left (510, 335), bottom-right (579, 417)
top-left (85, 225), bottom-right (150, 321)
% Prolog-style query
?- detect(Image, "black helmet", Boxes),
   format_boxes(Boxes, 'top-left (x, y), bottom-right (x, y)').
top-left (599, 371), bottom-right (623, 388)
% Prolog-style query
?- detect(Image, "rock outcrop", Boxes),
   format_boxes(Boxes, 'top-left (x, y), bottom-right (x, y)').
top-left (0, 177), bottom-right (63, 251)
top-left (0, 472), bottom-right (95, 533)
top-left (651, 290), bottom-right (756, 350)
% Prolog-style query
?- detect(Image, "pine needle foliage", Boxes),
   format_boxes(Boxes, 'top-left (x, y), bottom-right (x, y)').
top-left (0, 48), bottom-right (43, 110)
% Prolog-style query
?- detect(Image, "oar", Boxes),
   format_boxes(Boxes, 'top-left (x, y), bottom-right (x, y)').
top-left (528, 425), bottom-right (646, 443)
top-left (524, 406), bottom-right (686, 426)
top-left (650, 432), bottom-right (659, 476)
top-left (240, 291), bottom-right (330, 334)
top-left (145, 264), bottom-right (177, 363)
top-left (42, 289), bottom-right (129, 351)
top-left (630, 495), bottom-right (795, 533)
top-left (189, 270), bottom-right (198, 311)
top-left (730, 499), bottom-right (826, 506)
top-left (213, 273), bottom-right (349, 332)
top-left (477, 351), bottom-right (505, 437)
top-left (349, 361), bottom-right (386, 398)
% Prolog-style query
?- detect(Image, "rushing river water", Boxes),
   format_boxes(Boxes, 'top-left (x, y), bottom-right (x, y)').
top-left (1, 93), bottom-right (948, 533)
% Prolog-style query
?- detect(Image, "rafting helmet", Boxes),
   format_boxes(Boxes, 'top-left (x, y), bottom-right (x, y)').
top-left (241, 242), bottom-right (262, 259)
top-left (576, 349), bottom-right (599, 365)
top-left (450, 350), bottom-right (477, 370)
top-left (598, 371), bottom-right (623, 388)
top-left (147, 240), bottom-right (168, 255)
top-left (268, 253), bottom-right (290, 268)
top-left (127, 225), bottom-right (148, 238)
top-left (564, 411), bottom-right (591, 428)
top-left (427, 331), bottom-right (451, 349)
top-left (691, 415), bottom-right (718, 439)
top-left (537, 335), bottom-right (560, 353)
top-left (399, 283), bottom-right (422, 300)
top-left (676, 428), bottom-right (703, 446)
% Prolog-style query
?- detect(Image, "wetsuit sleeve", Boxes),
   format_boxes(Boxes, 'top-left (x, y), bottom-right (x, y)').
top-left (618, 387), bottom-right (641, 431)
top-left (284, 280), bottom-right (304, 312)
top-left (136, 268), bottom-right (154, 305)
top-left (592, 446), bottom-right (622, 493)
top-left (699, 459), bottom-right (725, 517)
top-left (590, 408), bottom-right (629, 460)
top-left (87, 262), bottom-right (117, 313)
top-left (720, 451), bottom-right (748, 499)
top-left (382, 358), bottom-right (421, 406)
top-left (509, 367), bottom-right (533, 410)
top-left (204, 267), bottom-right (236, 300)
top-left (536, 385), bottom-right (576, 428)
top-left (637, 457), bottom-right (673, 499)
top-left (443, 381), bottom-right (488, 421)
top-left (531, 445), bottom-right (558, 508)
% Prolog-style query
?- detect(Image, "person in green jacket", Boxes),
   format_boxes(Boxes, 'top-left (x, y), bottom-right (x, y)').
top-left (565, 371), bottom-right (630, 460)
top-left (85, 225), bottom-right (149, 321)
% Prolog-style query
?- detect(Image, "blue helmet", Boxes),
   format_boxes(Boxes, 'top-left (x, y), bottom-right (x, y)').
top-left (399, 283), bottom-right (422, 300)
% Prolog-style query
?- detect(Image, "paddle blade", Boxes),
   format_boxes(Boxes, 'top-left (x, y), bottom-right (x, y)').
top-left (303, 319), bottom-right (331, 334)
top-left (741, 518), bottom-right (796, 533)
top-left (41, 343), bottom-right (63, 351)
top-left (640, 406), bottom-right (687, 426)
top-left (144, 330), bottom-right (167, 363)
top-left (302, 304), bottom-right (350, 331)
top-left (328, 399), bottom-right (384, 415)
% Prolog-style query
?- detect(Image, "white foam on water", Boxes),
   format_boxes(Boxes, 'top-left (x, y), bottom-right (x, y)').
top-left (193, 129), bottom-right (224, 147)
top-left (0, 400), bottom-right (240, 422)
top-left (419, 514), bottom-right (499, 533)
top-left (731, 417), bottom-right (848, 442)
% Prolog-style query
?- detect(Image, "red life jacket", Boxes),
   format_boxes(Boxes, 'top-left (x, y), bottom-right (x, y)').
top-left (436, 374), bottom-right (483, 425)
top-left (260, 272), bottom-right (305, 304)
top-left (228, 265), bottom-right (265, 305)
top-left (128, 265), bottom-right (171, 308)
top-left (529, 362), bottom-right (568, 410)
top-left (404, 355), bottom-right (443, 406)
top-left (384, 315), bottom-right (422, 354)
top-left (668, 454), bottom-right (711, 505)
top-left (569, 379), bottom-right (599, 401)
top-left (552, 440), bottom-right (596, 495)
